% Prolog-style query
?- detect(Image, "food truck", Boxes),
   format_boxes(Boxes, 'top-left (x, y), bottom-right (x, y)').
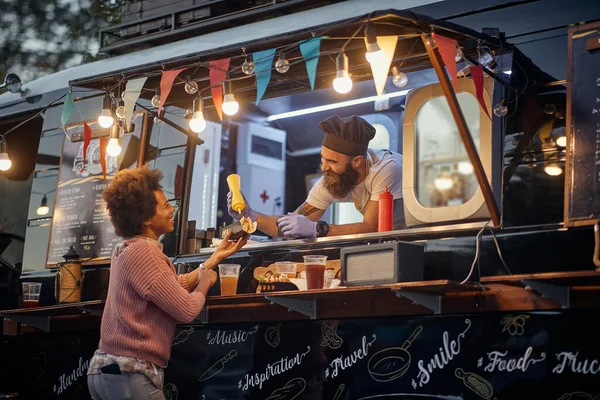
top-left (0, 0), bottom-right (599, 398)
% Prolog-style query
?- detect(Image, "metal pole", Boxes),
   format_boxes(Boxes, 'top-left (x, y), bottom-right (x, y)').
top-left (421, 33), bottom-right (501, 226)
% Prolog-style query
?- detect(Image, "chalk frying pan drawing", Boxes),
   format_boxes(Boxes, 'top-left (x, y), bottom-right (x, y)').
top-left (368, 326), bottom-right (423, 382)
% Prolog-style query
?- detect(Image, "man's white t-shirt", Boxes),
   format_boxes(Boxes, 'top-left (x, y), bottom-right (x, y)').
top-left (306, 149), bottom-right (404, 226)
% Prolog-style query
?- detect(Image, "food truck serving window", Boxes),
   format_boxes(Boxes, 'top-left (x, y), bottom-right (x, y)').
top-left (251, 135), bottom-right (283, 160)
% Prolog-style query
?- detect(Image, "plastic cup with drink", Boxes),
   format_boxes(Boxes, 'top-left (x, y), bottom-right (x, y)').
top-left (303, 255), bottom-right (327, 290)
top-left (22, 282), bottom-right (42, 308)
top-left (218, 264), bottom-right (240, 296)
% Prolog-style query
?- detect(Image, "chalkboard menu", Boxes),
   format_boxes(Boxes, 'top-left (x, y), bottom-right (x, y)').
top-left (565, 21), bottom-right (600, 226)
top-left (46, 112), bottom-right (147, 266)
top-left (164, 311), bottom-right (600, 400)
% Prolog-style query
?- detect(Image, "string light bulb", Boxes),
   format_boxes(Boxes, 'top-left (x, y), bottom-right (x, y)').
top-left (115, 99), bottom-right (126, 120)
top-left (556, 135), bottom-right (567, 147)
top-left (455, 47), bottom-right (463, 62)
top-left (106, 124), bottom-right (122, 157)
top-left (493, 99), bottom-right (508, 117)
top-left (478, 49), bottom-right (494, 67)
top-left (184, 79), bottom-right (199, 95)
top-left (151, 90), bottom-right (161, 108)
top-left (364, 25), bottom-right (384, 65)
top-left (222, 81), bottom-right (239, 116)
top-left (189, 96), bottom-right (207, 134)
top-left (391, 66), bottom-right (408, 88)
top-left (97, 94), bottom-right (114, 128)
top-left (332, 52), bottom-right (352, 94)
top-left (275, 53), bottom-right (290, 74)
top-left (241, 58), bottom-right (255, 75)
top-left (0, 137), bottom-right (11, 171)
top-left (36, 195), bottom-right (49, 216)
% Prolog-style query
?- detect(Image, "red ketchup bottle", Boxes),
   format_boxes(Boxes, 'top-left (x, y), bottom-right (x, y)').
top-left (378, 186), bottom-right (393, 232)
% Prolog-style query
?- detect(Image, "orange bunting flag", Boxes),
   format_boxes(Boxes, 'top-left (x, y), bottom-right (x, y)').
top-left (209, 58), bottom-right (231, 121)
top-left (158, 68), bottom-right (187, 117)
top-left (99, 137), bottom-right (108, 183)
top-left (434, 34), bottom-right (458, 91)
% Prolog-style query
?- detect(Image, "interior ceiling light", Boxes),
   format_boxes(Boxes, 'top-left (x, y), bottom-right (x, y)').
top-left (267, 89), bottom-right (410, 122)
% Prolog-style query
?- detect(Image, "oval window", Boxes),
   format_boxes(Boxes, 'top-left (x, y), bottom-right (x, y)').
top-left (414, 92), bottom-right (480, 208)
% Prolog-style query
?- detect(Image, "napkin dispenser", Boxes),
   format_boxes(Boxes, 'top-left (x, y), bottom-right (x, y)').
top-left (341, 241), bottom-right (424, 286)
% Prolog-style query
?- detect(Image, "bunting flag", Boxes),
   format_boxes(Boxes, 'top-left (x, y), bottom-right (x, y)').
top-left (61, 91), bottom-right (74, 130)
top-left (434, 34), bottom-right (458, 91)
top-left (470, 65), bottom-right (491, 119)
top-left (209, 58), bottom-right (231, 121)
top-left (99, 137), bottom-right (108, 183)
top-left (175, 164), bottom-right (184, 199)
top-left (299, 36), bottom-right (323, 90)
top-left (83, 122), bottom-right (92, 164)
top-left (538, 118), bottom-right (555, 143)
top-left (124, 77), bottom-right (147, 131)
top-left (158, 68), bottom-right (186, 118)
top-left (367, 36), bottom-right (398, 96)
top-left (253, 48), bottom-right (276, 104)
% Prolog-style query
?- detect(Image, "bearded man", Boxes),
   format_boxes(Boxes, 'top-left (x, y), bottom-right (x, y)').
top-left (227, 115), bottom-right (404, 238)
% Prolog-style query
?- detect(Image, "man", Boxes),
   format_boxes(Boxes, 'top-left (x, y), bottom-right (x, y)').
top-left (227, 115), bottom-right (404, 238)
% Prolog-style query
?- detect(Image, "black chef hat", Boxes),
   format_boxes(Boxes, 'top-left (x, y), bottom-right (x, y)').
top-left (319, 115), bottom-right (376, 156)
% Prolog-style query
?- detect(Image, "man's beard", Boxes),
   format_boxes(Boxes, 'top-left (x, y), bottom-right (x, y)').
top-left (323, 163), bottom-right (360, 199)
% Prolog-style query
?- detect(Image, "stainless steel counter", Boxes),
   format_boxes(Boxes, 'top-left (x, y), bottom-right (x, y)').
top-left (179, 221), bottom-right (489, 258)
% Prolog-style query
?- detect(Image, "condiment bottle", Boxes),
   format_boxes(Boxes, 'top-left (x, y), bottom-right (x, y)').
top-left (378, 186), bottom-right (393, 232)
top-left (226, 174), bottom-right (245, 212)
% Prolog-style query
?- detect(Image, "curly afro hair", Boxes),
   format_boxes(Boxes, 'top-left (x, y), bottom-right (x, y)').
top-left (102, 165), bottom-right (163, 238)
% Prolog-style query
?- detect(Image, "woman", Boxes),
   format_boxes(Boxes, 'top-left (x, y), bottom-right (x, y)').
top-left (87, 166), bottom-right (247, 399)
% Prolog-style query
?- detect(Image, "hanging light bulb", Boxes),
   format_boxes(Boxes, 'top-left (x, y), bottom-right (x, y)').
top-left (275, 53), bottom-right (290, 74)
top-left (364, 25), bottom-right (384, 65)
top-left (121, 91), bottom-right (127, 101)
top-left (332, 52), bottom-right (353, 94)
top-left (493, 99), bottom-right (508, 117)
top-left (455, 47), bottom-right (463, 62)
top-left (98, 94), bottom-right (115, 128)
top-left (106, 124), bottom-right (122, 157)
top-left (543, 103), bottom-right (557, 115)
top-left (478, 49), bottom-right (494, 67)
top-left (184, 79), bottom-right (199, 95)
top-left (241, 58), bottom-right (255, 75)
top-left (556, 135), bottom-right (567, 147)
top-left (221, 81), bottom-right (239, 116)
top-left (544, 162), bottom-right (563, 176)
top-left (391, 66), bottom-right (408, 88)
top-left (189, 96), bottom-right (207, 134)
top-left (151, 90), bottom-right (161, 108)
top-left (36, 195), bottom-right (49, 216)
top-left (0, 137), bottom-right (11, 171)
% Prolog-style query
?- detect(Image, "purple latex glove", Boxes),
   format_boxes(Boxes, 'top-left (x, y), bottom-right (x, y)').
top-left (227, 191), bottom-right (258, 221)
top-left (277, 213), bottom-right (317, 238)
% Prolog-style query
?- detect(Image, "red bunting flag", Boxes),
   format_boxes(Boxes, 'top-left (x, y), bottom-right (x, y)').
top-left (158, 68), bottom-right (187, 117)
top-left (470, 65), bottom-right (491, 119)
top-left (434, 34), bottom-right (458, 91)
top-left (83, 122), bottom-right (92, 164)
top-left (209, 58), bottom-right (231, 121)
top-left (99, 137), bottom-right (108, 183)
top-left (174, 165), bottom-right (183, 199)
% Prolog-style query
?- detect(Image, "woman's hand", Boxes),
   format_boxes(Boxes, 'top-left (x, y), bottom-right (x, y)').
top-left (194, 269), bottom-right (218, 295)
top-left (204, 230), bottom-right (249, 269)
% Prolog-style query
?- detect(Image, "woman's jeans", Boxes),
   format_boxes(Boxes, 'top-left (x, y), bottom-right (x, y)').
top-left (88, 372), bottom-right (165, 400)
